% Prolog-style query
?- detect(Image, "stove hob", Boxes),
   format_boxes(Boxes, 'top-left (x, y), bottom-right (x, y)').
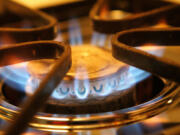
top-left (0, 0), bottom-right (180, 134)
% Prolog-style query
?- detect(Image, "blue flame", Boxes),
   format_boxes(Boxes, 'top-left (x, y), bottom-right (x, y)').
top-left (52, 83), bottom-right (70, 99)
top-left (0, 63), bottom-right (30, 91)
top-left (91, 32), bottom-right (113, 48)
top-left (25, 66), bottom-right (150, 100)
top-left (91, 32), bottom-right (108, 47)
top-left (68, 18), bottom-right (83, 45)
top-left (54, 25), bottom-right (64, 42)
top-left (74, 68), bottom-right (90, 99)
top-left (116, 66), bottom-right (150, 91)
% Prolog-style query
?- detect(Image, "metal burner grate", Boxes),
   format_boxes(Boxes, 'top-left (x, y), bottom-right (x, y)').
top-left (0, 0), bottom-right (179, 135)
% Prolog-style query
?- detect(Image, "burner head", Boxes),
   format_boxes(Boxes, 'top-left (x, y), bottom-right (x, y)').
top-left (28, 45), bottom-right (125, 80)
top-left (26, 45), bottom-right (128, 100)
top-left (66, 45), bottom-right (123, 80)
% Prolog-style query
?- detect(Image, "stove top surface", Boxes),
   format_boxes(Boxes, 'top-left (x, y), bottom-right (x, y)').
top-left (0, 0), bottom-right (180, 134)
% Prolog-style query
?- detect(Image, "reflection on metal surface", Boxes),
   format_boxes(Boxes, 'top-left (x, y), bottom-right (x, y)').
top-left (100, 9), bottom-right (131, 20)
top-left (12, 0), bottom-right (83, 9)
top-left (165, 0), bottom-right (180, 4)
top-left (153, 19), bottom-right (171, 28)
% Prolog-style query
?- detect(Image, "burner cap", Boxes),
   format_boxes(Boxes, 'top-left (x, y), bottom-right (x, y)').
top-left (26, 45), bottom-right (128, 100)
top-left (28, 45), bottom-right (126, 80)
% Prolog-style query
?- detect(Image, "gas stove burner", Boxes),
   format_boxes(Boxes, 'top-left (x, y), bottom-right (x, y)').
top-left (25, 45), bottom-right (130, 109)
top-left (27, 45), bottom-right (126, 80)
top-left (0, 0), bottom-right (180, 134)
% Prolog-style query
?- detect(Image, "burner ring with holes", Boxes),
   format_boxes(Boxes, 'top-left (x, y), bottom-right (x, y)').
top-left (0, 75), bottom-right (179, 132)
